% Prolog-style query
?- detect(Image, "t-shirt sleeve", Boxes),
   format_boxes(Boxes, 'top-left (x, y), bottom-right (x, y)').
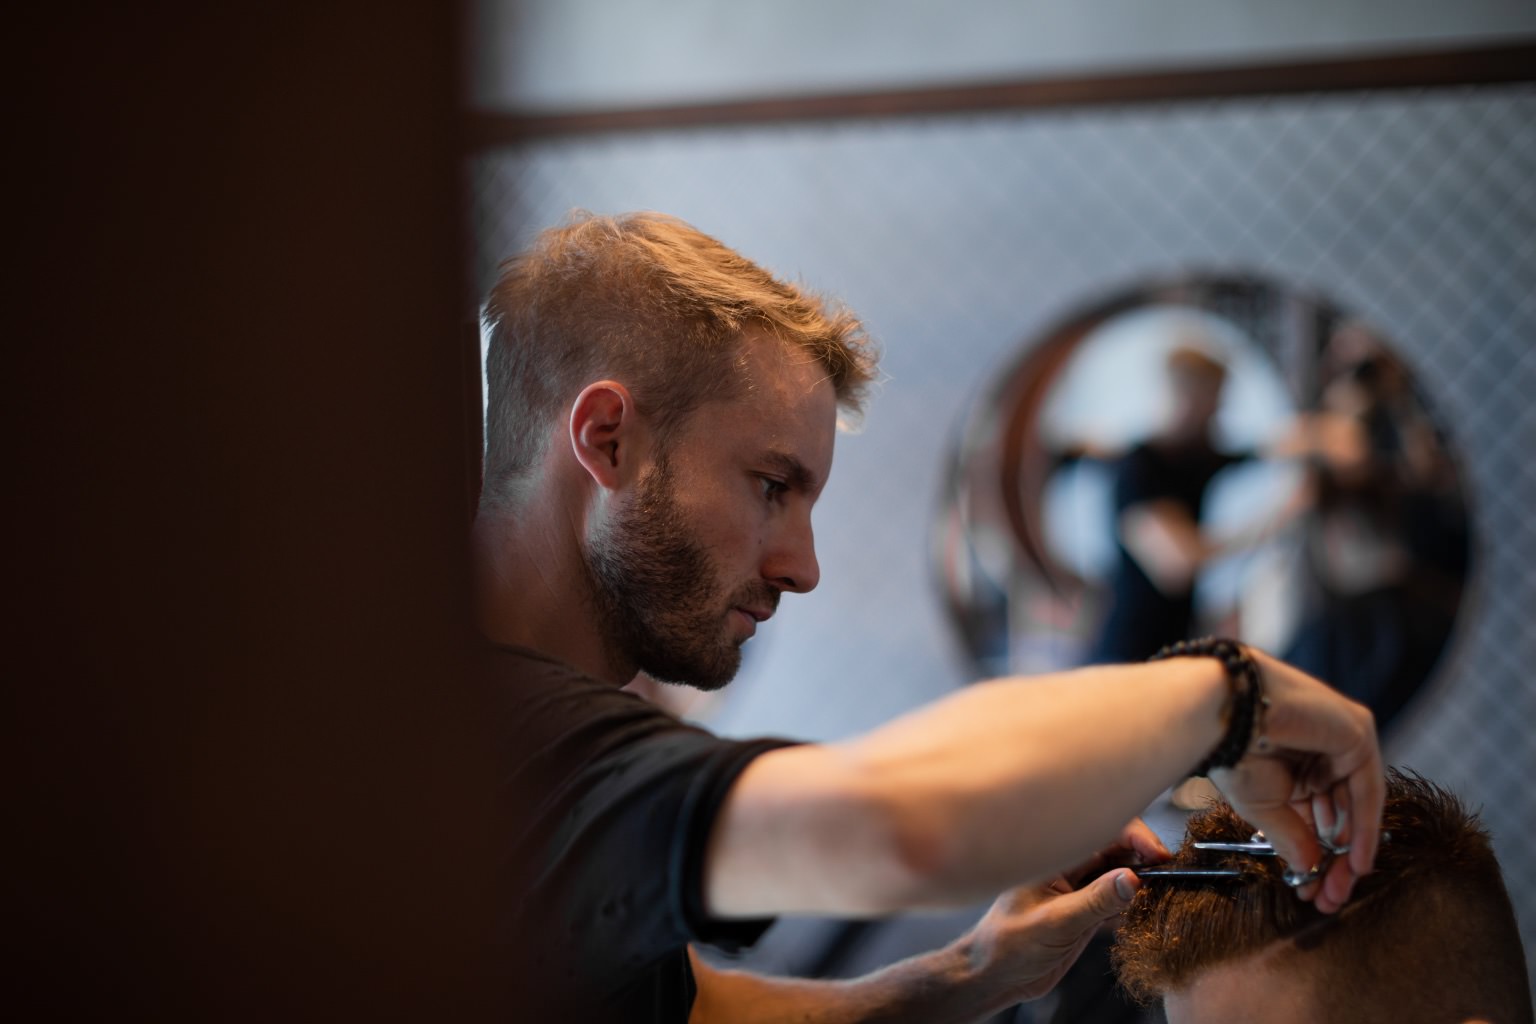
top-left (670, 736), bottom-right (796, 951)
top-left (500, 660), bottom-right (796, 1004)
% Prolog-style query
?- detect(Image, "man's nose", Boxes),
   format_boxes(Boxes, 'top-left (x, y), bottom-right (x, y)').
top-left (764, 516), bottom-right (820, 594)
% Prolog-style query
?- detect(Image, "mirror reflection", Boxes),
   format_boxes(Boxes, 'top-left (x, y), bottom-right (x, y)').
top-left (936, 277), bottom-right (1471, 733)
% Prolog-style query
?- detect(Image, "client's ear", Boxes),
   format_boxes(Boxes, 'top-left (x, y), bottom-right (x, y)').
top-left (569, 381), bottom-right (647, 491)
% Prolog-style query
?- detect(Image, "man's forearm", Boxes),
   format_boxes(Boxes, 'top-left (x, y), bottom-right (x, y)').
top-left (693, 841), bottom-right (1148, 1023)
top-left (833, 659), bottom-right (1227, 903)
top-left (688, 944), bottom-right (1006, 1024)
top-left (708, 658), bottom-right (1226, 916)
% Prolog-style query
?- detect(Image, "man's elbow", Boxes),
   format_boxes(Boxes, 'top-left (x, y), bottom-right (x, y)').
top-left (708, 748), bottom-right (982, 917)
top-left (834, 774), bottom-right (984, 913)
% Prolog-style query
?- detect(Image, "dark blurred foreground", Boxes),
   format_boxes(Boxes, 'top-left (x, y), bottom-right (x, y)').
top-left (11, 5), bottom-right (503, 1019)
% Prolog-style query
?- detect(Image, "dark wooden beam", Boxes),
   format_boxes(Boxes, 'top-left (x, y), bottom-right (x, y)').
top-left (468, 40), bottom-right (1536, 148)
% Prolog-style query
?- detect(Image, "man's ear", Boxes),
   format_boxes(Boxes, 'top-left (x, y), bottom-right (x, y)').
top-left (569, 381), bottom-right (646, 491)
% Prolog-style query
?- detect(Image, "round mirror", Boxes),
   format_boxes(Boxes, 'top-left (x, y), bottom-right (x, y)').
top-left (935, 276), bottom-right (1471, 733)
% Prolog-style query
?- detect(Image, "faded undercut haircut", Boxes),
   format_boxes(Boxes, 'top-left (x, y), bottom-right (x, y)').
top-left (479, 211), bottom-right (878, 512)
top-left (1113, 768), bottom-right (1533, 1024)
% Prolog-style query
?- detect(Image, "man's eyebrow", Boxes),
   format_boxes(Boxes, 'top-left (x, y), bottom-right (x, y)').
top-left (761, 450), bottom-right (819, 494)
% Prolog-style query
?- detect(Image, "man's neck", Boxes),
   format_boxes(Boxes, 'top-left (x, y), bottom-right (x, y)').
top-left (472, 508), bottom-right (632, 687)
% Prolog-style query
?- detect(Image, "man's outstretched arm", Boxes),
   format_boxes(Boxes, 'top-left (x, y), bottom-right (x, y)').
top-left (705, 648), bottom-right (1381, 920)
top-left (690, 845), bottom-right (1148, 1024)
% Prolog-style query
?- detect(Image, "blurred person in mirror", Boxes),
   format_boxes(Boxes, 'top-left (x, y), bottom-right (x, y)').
top-left (1113, 768), bottom-right (1532, 1024)
top-left (1090, 342), bottom-right (1287, 667)
top-left (478, 211), bottom-right (1384, 1022)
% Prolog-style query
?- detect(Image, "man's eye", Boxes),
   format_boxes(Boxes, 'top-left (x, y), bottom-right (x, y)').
top-left (759, 477), bottom-right (788, 501)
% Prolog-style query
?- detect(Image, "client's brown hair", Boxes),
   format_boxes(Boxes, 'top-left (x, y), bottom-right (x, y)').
top-left (1113, 769), bottom-right (1532, 1024)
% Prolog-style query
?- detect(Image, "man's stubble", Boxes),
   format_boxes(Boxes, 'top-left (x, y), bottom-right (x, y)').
top-left (585, 458), bottom-right (778, 691)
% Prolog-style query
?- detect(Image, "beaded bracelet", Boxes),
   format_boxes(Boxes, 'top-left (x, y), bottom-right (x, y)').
top-left (1149, 637), bottom-right (1266, 777)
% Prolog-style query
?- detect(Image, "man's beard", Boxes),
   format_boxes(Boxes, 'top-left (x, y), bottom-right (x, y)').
top-left (585, 459), bottom-right (778, 691)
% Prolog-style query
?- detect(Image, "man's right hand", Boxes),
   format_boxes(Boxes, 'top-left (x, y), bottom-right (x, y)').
top-left (1210, 648), bottom-right (1384, 914)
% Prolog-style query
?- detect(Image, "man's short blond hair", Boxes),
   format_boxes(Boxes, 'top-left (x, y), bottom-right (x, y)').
top-left (479, 211), bottom-right (878, 511)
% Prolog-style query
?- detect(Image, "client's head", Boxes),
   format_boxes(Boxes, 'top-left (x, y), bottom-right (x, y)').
top-left (1114, 768), bottom-right (1532, 1024)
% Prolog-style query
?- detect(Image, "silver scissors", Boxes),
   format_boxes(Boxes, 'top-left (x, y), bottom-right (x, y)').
top-left (1142, 830), bottom-right (1377, 887)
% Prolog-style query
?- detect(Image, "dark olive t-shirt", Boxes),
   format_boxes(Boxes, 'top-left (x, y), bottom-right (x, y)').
top-left (495, 645), bottom-right (792, 1021)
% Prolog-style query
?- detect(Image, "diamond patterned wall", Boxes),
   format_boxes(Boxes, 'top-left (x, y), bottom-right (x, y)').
top-left (471, 84), bottom-right (1536, 985)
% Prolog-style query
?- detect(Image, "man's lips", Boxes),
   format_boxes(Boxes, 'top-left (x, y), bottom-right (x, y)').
top-left (732, 606), bottom-right (773, 637)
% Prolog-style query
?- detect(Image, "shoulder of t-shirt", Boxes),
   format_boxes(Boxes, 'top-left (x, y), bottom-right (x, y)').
top-left (490, 643), bottom-right (761, 748)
